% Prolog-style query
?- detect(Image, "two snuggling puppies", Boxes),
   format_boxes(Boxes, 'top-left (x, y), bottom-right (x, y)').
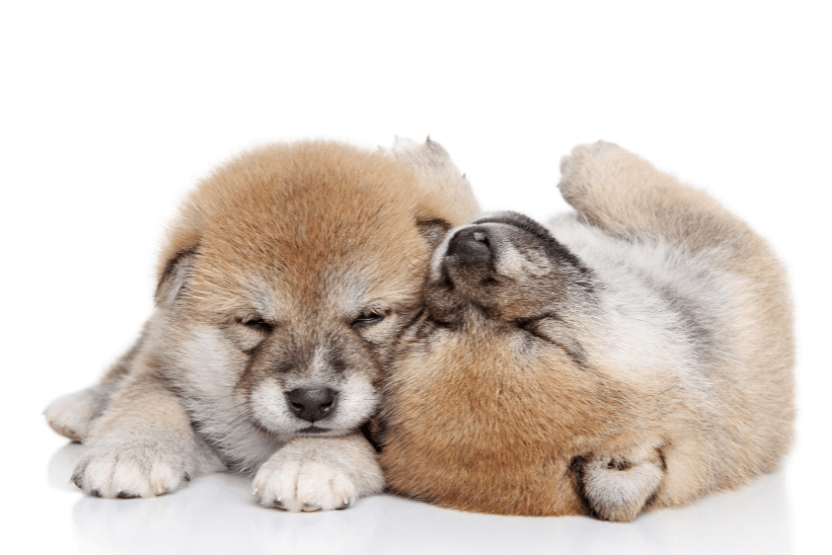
top-left (46, 139), bottom-right (793, 520)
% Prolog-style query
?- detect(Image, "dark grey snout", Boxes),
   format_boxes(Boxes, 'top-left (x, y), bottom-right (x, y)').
top-left (447, 226), bottom-right (493, 263)
top-left (286, 387), bottom-right (338, 422)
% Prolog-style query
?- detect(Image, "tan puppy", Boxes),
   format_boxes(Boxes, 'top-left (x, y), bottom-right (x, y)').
top-left (45, 138), bottom-right (479, 511)
top-left (379, 141), bottom-right (794, 521)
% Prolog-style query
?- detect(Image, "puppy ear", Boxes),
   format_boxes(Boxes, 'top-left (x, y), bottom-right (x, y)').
top-left (155, 246), bottom-right (198, 307)
top-left (389, 136), bottom-right (481, 225)
top-left (578, 452), bottom-right (665, 522)
top-left (416, 218), bottom-right (452, 253)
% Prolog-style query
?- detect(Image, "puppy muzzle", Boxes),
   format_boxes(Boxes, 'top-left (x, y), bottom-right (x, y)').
top-left (285, 387), bottom-right (338, 423)
top-left (446, 226), bottom-right (494, 264)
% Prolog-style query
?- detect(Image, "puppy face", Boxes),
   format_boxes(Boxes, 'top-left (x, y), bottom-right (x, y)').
top-left (380, 212), bottom-right (619, 516)
top-left (423, 211), bottom-right (594, 366)
top-left (157, 142), bottom-right (454, 448)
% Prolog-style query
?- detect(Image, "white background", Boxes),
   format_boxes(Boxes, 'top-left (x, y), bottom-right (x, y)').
top-left (2, 1), bottom-right (830, 553)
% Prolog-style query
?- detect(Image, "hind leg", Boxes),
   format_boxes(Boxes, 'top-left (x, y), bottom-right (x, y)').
top-left (578, 446), bottom-right (665, 522)
top-left (71, 368), bottom-right (223, 498)
top-left (44, 327), bottom-right (145, 442)
top-left (44, 383), bottom-right (117, 442)
top-left (558, 141), bottom-right (758, 258)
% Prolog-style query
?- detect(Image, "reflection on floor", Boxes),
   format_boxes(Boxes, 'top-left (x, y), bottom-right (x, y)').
top-left (51, 442), bottom-right (792, 555)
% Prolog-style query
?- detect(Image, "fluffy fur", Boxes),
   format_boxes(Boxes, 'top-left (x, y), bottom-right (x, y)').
top-left (45, 137), bottom-right (480, 510)
top-left (379, 141), bottom-right (794, 521)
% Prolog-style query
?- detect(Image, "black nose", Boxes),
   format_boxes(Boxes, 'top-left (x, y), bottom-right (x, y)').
top-left (285, 387), bottom-right (338, 422)
top-left (446, 226), bottom-right (493, 263)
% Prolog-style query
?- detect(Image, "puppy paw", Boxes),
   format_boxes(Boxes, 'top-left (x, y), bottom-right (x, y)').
top-left (558, 140), bottom-right (627, 202)
top-left (44, 387), bottom-right (109, 442)
top-left (253, 456), bottom-right (358, 512)
top-left (71, 441), bottom-right (195, 498)
top-left (580, 452), bottom-right (664, 522)
top-left (252, 435), bottom-right (384, 512)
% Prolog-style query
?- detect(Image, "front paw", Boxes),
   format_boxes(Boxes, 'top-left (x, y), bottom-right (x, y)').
top-left (252, 435), bottom-right (385, 512)
top-left (72, 441), bottom-right (194, 498)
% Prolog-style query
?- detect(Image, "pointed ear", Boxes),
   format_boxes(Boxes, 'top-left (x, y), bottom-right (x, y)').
top-left (155, 246), bottom-right (198, 307)
top-left (389, 136), bottom-right (481, 225)
top-left (416, 217), bottom-right (452, 253)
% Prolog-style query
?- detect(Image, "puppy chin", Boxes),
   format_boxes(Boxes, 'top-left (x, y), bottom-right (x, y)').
top-left (294, 426), bottom-right (353, 438)
top-left (249, 411), bottom-right (353, 438)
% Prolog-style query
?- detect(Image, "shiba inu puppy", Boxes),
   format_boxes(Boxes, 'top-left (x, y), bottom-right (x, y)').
top-left (379, 141), bottom-right (794, 521)
top-left (45, 138), bottom-right (480, 511)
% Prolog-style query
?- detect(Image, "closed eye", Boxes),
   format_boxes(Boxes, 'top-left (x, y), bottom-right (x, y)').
top-left (426, 315), bottom-right (461, 330)
top-left (513, 314), bottom-right (586, 367)
top-left (236, 317), bottom-right (274, 334)
top-left (351, 310), bottom-right (386, 329)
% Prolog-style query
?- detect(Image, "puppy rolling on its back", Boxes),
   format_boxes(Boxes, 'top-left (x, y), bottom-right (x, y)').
top-left (380, 141), bottom-right (794, 521)
top-left (44, 138), bottom-right (480, 511)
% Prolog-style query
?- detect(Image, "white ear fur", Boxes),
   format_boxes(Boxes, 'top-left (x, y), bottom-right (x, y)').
top-left (582, 455), bottom-right (664, 522)
top-left (387, 136), bottom-right (481, 224)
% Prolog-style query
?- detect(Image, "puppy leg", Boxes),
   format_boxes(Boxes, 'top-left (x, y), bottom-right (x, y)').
top-left (559, 141), bottom-right (757, 256)
top-left (45, 325), bottom-right (150, 442)
top-left (71, 372), bottom-right (223, 498)
top-left (253, 433), bottom-right (384, 512)
top-left (578, 448), bottom-right (665, 522)
top-left (44, 383), bottom-right (116, 442)
top-left (388, 136), bottom-right (481, 223)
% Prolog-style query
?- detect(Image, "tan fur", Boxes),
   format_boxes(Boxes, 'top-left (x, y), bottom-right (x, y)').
top-left (45, 138), bottom-right (480, 509)
top-left (379, 141), bottom-right (794, 521)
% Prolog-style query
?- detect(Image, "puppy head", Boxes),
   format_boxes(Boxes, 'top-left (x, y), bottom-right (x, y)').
top-left (380, 211), bottom-right (618, 515)
top-left (156, 142), bottom-right (457, 441)
top-left (424, 211), bottom-right (593, 355)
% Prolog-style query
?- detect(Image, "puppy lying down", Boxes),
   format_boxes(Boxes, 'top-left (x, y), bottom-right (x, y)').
top-left (45, 138), bottom-right (480, 511)
top-left (379, 142), bottom-right (794, 521)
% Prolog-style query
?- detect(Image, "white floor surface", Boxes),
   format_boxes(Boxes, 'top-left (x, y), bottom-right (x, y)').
top-left (40, 440), bottom-right (795, 555)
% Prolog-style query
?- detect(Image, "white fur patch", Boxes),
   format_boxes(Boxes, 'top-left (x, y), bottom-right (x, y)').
top-left (175, 328), bottom-right (286, 472)
top-left (252, 435), bottom-right (384, 512)
top-left (250, 373), bottom-right (379, 436)
top-left (429, 223), bottom-right (466, 281)
top-left (44, 388), bottom-right (102, 441)
top-left (75, 440), bottom-right (192, 498)
top-left (548, 213), bottom-right (729, 397)
top-left (250, 379), bottom-right (298, 433)
top-left (583, 457), bottom-right (664, 522)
